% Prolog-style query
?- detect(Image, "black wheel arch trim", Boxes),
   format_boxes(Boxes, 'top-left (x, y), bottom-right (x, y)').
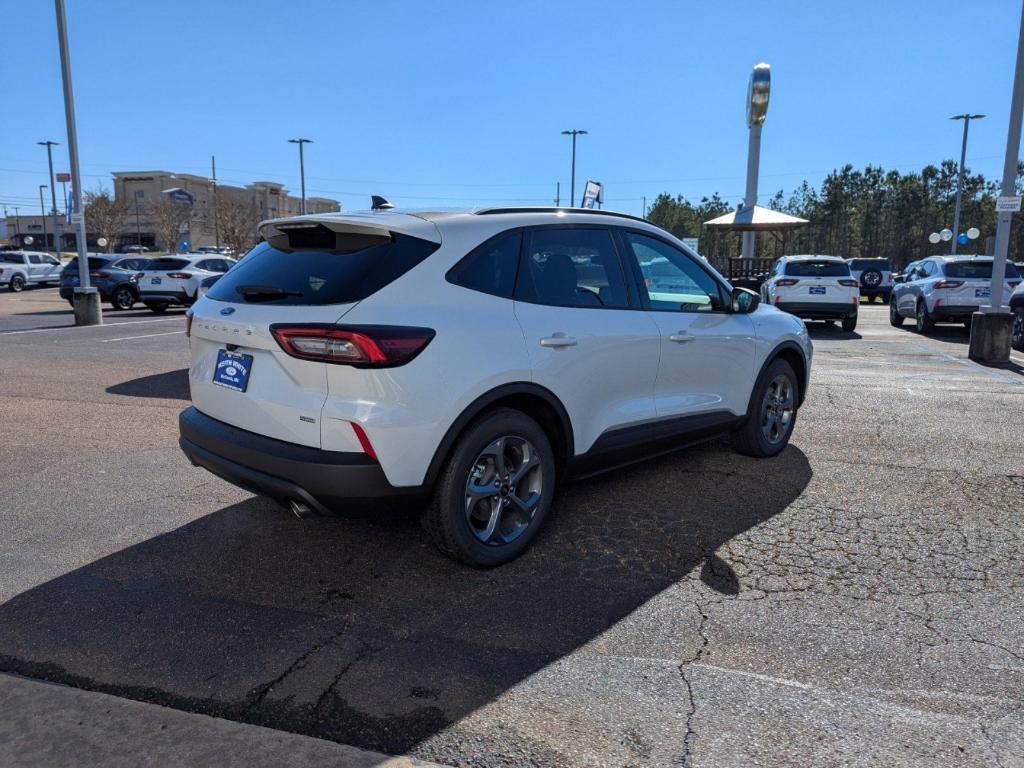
top-left (423, 382), bottom-right (574, 488)
top-left (748, 341), bottom-right (808, 414)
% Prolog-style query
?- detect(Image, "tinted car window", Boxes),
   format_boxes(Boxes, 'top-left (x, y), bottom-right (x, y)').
top-left (206, 234), bottom-right (439, 306)
top-left (515, 228), bottom-right (628, 308)
top-left (147, 258), bottom-right (190, 271)
top-left (447, 231), bottom-right (521, 298)
top-left (623, 232), bottom-right (724, 312)
top-left (28, 254), bottom-right (42, 264)
top-left (113, 259), bottom-right (146, 271)
top-left (64, 257), bottom-right (111, 271)
top-left (849, 259), bottom-right (891, 271)
top-left (944, 261), bottom-right (1021, 279)
top-left (785, 260), bottom-right (851, 277)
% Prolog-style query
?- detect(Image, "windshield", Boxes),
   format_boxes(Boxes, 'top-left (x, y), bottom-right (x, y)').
top-left (206, 234), bottom-right (440, 306)
top-left (785, 260), bottom-right (851, 277)
top-left (944, 261), bottom-right (1021, 279)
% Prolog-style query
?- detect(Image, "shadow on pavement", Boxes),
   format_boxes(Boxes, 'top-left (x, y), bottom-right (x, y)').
top-left (106, 368), bottom-right (190, 400)
top-left (0, 442), bottom-right (811, 756)
top-left (806, 323), bottom-right (862, 341)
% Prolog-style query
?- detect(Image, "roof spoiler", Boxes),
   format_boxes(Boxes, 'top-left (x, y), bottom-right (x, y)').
top-left (258, 213), bottom-right (441, 250)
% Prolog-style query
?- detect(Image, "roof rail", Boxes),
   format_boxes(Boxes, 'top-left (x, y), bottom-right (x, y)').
top-left (474, 206), bottom-right (650, 225)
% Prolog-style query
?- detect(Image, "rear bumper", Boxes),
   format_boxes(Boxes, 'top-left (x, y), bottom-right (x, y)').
top-left (931, 304), bottom-right (981, 321)
top-left (776, 301), bottom-right (857, 320)
top-left (140, 289), bottom-right (190, 305)
top-left (178, 406), bottom-right (424, 512)
top-left (60, 285), bottom-right (113, 300)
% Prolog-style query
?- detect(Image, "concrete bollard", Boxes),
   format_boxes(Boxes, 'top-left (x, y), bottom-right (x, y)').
top-left (72, 287), bottom-right (102, 326)
top-left (968, 311), bottom-right (1013, 363)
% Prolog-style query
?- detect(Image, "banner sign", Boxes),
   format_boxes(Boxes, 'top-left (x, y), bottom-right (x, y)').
top-left (581, 180), bottom-right (603, 209)
top-left (161, 187), bottom-right (195, 205)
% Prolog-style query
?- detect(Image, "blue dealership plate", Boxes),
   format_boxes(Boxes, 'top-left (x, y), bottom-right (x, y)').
top-left (976, 288), bottom-right (991, 298)
top-left (809, 286), bottom-right (826, 295)
top-left (213, 349), bottom-right (253, 392)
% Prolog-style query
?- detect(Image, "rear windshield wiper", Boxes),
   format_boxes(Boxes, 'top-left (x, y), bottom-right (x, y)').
top-left (235, 284), bottom-right (303, 301)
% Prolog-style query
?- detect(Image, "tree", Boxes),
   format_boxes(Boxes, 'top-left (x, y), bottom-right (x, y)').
top-left (214, 195), bottom-right (260, 256)
top-left (83, 187), bottom-right (128, 252)
top-left (148, 197), bottom-right (192, 254)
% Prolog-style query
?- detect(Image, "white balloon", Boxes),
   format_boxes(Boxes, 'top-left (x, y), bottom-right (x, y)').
top-left (97, 237), bottom-right (108, 247)
top-left (23, 236), bottom-right (34, 245)
top-left (966, 227), bottom-right (980, 240)
top-left (940, 228), bottom-right (953, 242)
top-left (928, 232), bottom-right (941, 244)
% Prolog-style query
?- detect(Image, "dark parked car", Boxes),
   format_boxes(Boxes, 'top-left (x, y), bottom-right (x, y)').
top-left (59, 255), bottom-right (152, 310)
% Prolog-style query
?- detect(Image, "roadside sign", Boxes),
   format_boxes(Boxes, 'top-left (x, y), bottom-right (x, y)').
top-left (996, 196), bottom-right (1022, 212)
top-left (581, 180), bottom-right (602, 209)
top-left (56, 172), bottom-right (72, 183)
top-left (682, 237), bottom-right (700, 253)
top-left (70, 212), bottom-right (83, 225)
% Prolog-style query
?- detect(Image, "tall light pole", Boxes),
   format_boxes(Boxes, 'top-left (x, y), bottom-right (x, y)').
top-left (950, 114), bottom-right (985, 255)
top-left (561, 129), bottom-right (587, 207)
top-left (38, 185), bottom-right (48, 251)
top-left (55, 0), bottom-right (100, 324)
top-left (288, 138), bottom-right (312, 214)
top-left (742, 63), bottom-right (771, 259)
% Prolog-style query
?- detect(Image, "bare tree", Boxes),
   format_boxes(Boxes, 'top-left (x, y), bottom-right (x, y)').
top-left (148, 197), bottom-right (193, 254)
top-left (83, 187), bottom-right (129, 252)
top-left (215, 195), bottom-right (261, 256)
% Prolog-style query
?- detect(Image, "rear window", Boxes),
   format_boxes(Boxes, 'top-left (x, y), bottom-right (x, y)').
top-left (206, 233), bottom-right (439, 305)
top-left (147, 258), bottom-right (190, 271)
top-left (849, 259), bottom-right (890, 271)
top-left (64, 257), bottom-right (111, 270)
top-left (0, 253), bottom-right (24, 264)
top-left (785, 260), bottom-right (851, 277)
top-left (944, 261), bottom-right (1021, 279)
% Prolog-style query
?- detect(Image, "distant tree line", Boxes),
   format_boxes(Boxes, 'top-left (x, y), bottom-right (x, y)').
top-left (646, 161), bottom-right (1024, 270)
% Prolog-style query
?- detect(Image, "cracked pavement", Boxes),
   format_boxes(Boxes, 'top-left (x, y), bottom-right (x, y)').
top-left (1, 289), bottom-right (1023, 767)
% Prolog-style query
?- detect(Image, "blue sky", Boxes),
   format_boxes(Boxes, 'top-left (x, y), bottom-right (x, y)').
top-left (2, 0), bottom-right (1021, 219)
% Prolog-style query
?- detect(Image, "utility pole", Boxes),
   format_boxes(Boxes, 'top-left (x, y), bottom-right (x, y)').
top-left (742, 64), bottom-right (771, 259)
top-left (561, 129), bottom-right (587, 207)
top-left (950, 114), bottom-right (985, 255)
top-left (968, 1), bottom-right (1024, 362)
top-left (288, 138), bottom-right (312, 214)
top-left (211, 155), bottom-right (220, 249)
top-left (134, 190), bottom-right (143, 247)
top-left (555, 181), bottom-right (560, 207)
top-left (55, 0), bottom-right (100, 324)
top-left (13, 207), bottom-right (20, 241)
top-left (38, 141), bottom-right (60, 253)
top-left (39, 185), bottom-right (48, 251)
top-left (643, 196), bottom-right (647, 219)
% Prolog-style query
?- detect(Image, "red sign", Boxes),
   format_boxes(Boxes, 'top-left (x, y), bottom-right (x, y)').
top-left (56, 173), bottom-right (72, 183)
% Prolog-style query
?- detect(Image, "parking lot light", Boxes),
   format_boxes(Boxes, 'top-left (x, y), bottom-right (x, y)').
top-left (949, 114), bottom-right (985, 255)
top-left (561, 130), bottom-right (588, 207)
top-left (38, 185), bottom-right (48, 251)
top-left (288, 138), bottom-right (312, 215)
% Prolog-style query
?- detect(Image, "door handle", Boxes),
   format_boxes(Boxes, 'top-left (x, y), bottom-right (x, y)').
top-left (668, 332), bottom-right (694, 343)
top-left (539, 334), bottom-right (578, 348)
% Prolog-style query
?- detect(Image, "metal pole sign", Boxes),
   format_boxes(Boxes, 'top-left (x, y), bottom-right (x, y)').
top-left (581, 180), bottom-right (603, 209)
top-left (741, 63), bottom-right (771, 259)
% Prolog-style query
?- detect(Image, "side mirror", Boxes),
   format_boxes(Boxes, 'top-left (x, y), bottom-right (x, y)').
top-left (731, 286), bottom-right (760, 313)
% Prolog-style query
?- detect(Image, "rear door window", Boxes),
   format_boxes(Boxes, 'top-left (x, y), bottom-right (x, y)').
top-left (784, 260), bottom-right (851, 277)
top-left (515, 228), bottom-right (629, 308)
top-left (206, 233), bottom-right (439, 305)
top-left (945, 261), bottom-right (1021, 279)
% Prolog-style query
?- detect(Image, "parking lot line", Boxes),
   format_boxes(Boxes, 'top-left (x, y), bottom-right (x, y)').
top-left (102, 330), bottom-right (186, 343)
top-left (0, 318), bottom-right (181, 336)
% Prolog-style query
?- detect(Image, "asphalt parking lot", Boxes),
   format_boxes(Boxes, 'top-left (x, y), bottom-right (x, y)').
top-left (1, 287), bottom-right (1023, 768)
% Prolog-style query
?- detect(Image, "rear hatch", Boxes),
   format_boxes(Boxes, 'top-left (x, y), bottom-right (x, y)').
top-left (60, 256), bottom-right (113, 287)
top-left (779, 259), bottom-right (859, 303)
top-left (188, 214), bottom-right (441, 448)
top-left (937, 260), bottom-right (1022, 306)
top-left (138, 257), bottom-right (193, 295)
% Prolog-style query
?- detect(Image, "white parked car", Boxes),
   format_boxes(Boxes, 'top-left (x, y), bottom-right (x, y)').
top-left (890, 255), bottom-right (1022, 333)
top-left (0, 251), bottom-right (64, 292)
top-left (179, 208), bottom-right (813, 566)
top-left (761, 255), bottom-right (860, 331)
top-left (138, 254), bottom-right (237, 312)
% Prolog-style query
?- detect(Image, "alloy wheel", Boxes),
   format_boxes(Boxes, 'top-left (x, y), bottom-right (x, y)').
top-left (465, 435), bottom-right (544, 546)
top-left (1013, 308), bottom-right (1024, 350)
top-left (760, 374), bottom-right (795, 446)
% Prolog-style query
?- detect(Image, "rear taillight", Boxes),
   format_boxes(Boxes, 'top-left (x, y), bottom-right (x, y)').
top-left (1008, 280), bottom-right (1021, 288)
top-left (933, 279), bottom-right (963, 289)
top-left (185, 309), bottom-right (193, 338)
top-left (0, 268), bottom-right (4, 276)
top-left (90, 271), bottom-right (110, 279)
top-left (775, 278), bottom-right (799, 287)
top-left (270, 325), bottom-right (435, 367)
top-left (167, 272), bottom-right (193, 279)
top-left (838, 279), bottom-right (859, 287)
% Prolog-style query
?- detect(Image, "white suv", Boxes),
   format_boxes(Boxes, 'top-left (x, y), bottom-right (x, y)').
top-left (761, 255), bottom-right (860, 331)
top-left (179, 208), bottom-right (813, 566)
top-left (138, 255), bottom-right (237, 312)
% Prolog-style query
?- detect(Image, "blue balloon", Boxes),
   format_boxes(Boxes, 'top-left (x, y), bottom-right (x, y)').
top-left (957, 233), bottom-right (969, 245)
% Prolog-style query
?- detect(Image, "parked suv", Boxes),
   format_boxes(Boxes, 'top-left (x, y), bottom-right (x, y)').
top-left (179, 208), bottom-right (813, 566)
top-left (59, 255), bottom-right (151, 310)
top-left (1010, 281), bottom-right (1024, 352)
top-left (138, 255), bottom-right (236, 312)
top-left (0, 251), bottom-right (63, 292)
top-left (847, 258), bottom-right (892, 303)
top-left (890, 256), bottom-right (1022, 333)
top-left (761, 255), bottom-right (860, 331)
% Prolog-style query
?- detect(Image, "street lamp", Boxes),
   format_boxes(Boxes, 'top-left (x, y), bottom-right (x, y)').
top-left (288, 138), bottom-right (312, 215)
top-left (561, 129), bottom-right (588, 207)
top-left (949, 114), bottom-right (985, 255)
top-left (38, 185), bottom-right (48, 252)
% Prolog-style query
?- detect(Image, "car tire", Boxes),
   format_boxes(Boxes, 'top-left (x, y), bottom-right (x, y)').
top-left (842, 313), bottom-right (858, 332)
top-left (422, 408), bottom-right (556, 568)
top-left (915, 300), bottom-right (934, 334)
top-left (731, 358), bottom-right (799, 459)
top-left (111, 285), bottom-right (136, 311)
top-left (1012, 306), bottom-right (1024, 352)
top-left (144, 302), bottom-right (168, 314)
top-left (8, 274), bottom-right (25, 292)
top-left (889, 297), bottom-right (905, 327)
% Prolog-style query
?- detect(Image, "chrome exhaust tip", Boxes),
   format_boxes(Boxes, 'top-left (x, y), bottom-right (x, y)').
top-left (289, 499), bottom-right (316, 519)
